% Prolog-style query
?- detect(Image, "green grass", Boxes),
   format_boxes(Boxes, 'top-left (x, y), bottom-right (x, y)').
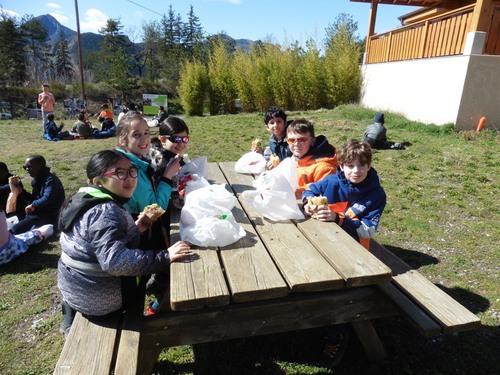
top-left (0, 106), bottom-right (499, 374)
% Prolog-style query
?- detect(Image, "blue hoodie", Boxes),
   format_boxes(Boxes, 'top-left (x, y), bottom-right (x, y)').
top-left (302, 167), bottom-right (386, 242)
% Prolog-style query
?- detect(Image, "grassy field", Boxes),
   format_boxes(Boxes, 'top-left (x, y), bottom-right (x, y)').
top-left (0, 105), bottom-right (498, 375)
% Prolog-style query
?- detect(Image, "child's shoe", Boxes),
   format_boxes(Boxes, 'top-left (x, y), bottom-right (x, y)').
top-left (145, 300), bottom-right (160, 316)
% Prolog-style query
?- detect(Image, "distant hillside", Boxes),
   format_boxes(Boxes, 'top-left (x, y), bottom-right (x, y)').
top-left (35, 14), bottom-right (253, 58)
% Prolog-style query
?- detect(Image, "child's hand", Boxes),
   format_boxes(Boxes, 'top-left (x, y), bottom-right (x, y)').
top-left (135, 212), bottom-right (156, 232)
top-left (163, 154), bottom-right (181, 180)
top-left (167, 241), bottom-right (191, 262)
top-left (303, 203), bottom-right (315, 216)
top-left (312, 206), bottom-right (337, 222)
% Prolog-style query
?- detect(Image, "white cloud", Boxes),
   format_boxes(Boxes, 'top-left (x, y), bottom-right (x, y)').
top-left (50, 12), bottom-right (69, 25)
top-left (0, 8), bottom-right (19, 18)
top-left (80, 8), bottom-right (108, 33)
top-left (47, 3), bottom-right (62, 9)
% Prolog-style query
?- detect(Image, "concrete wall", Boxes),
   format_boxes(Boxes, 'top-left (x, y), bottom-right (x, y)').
top-left (360, 56), bottom-right (468, 126)
top-left (360, 55), bottom-right (500, 130)
top-left (455, 55), bottom-right (500, 131)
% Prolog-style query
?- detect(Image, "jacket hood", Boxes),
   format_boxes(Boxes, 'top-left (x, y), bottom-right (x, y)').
top-left (59, 186), bottom-right (128, 232)
top-left (374, 112), bottom-right (385, 124)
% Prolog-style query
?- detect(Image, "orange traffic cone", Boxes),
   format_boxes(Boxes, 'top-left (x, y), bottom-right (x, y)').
top-left (476, 117), bottom-right (486, 132)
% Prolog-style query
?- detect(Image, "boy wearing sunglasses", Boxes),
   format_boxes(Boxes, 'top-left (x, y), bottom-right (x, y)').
top-left (287, 118), bottom-right (338, 197)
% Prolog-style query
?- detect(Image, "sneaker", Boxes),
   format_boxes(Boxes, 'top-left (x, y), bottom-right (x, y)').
top-left (36, 224), bottom-right (54, 240)
top-left (321, 326), bottom-right (350, 369)
top-left (145, 304), bottom-right (158, 316)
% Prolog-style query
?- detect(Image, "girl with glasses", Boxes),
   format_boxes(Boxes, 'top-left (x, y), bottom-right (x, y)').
top-left (57, 150), bottom-right (190, 334)
top-left (286, 118), bottom-right (338, 197)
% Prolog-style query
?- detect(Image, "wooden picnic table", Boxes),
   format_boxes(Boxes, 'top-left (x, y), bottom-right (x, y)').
top-left (54, 161), bottom-right (480, 375)
top-left (136, 161), bottom-right (397, 374)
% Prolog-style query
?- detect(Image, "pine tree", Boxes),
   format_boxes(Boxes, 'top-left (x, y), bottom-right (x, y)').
top-left (0, 14), bottom-right (26, 86)
top-left (20, 15), bottom-right (51, 84)
top-left (54, 30), bottom-right (75, 83)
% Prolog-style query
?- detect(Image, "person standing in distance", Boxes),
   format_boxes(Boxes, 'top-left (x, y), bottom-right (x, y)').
top-left (38, 84), bottom-right (55, 131)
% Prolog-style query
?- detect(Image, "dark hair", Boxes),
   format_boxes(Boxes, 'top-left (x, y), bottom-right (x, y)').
top-left (116, 111), bottom-right (146, 146)
top-left (47, 113), bottom-right (55, 121)
top-left (86, 150), bottom-right (129, 181)
top-left (338, 139), bottom-right (372, 166)
top-left (0, 161), bottom-right (9, 173)
top-left (77, 112), bottom-right (85, 121)
top-left (287, 118), bottom-right (315, 138)
top-left (101, 104), bottom-right (109, 109)
top-left (159, 116), bottom-right (189, 136)
top-left (264, 106), bottom-right (287, 124)
top-left (159, 105), bottom-right (164, 111)
top-left (26, 155), bottom-right (46, 167)
top-left (127, 102), bottom-right (137, 111)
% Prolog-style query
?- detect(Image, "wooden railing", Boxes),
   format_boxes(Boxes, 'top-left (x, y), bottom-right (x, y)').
top-left (366, 4), bottom-right (475, 64)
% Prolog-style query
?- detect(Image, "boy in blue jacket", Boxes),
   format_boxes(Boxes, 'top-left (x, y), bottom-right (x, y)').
top-left (263, 106), bottom-right (292, 166)
top-left (303, 139), bottom-right (386, 250)
top-left (302, 139), bottom-right (386, 367)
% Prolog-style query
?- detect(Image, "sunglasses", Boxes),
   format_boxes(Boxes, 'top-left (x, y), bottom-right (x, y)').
top-left (103, 167), bottom-right (139, 180)
top-left (167, 136), bottom-right (189, 144)
top-left (287, 137), bottom-right (310, 145)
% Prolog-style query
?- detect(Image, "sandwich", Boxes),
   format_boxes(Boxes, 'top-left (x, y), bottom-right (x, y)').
top-left (307, 196), bottom-right (328, 212)
top-left (142, 203), bottom-right (165, 220)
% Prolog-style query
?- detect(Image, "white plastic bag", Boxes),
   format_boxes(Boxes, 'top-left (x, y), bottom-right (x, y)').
top-left (180, 214), bottom-right (246, 247)
top-left (235, 152), bottom-right (266, 174)
top-left (181, 184), bottom-right (236, 225)
top-left (180, 184), bottom-right (245, 246)
top-left (242, 172), bottom-right (304, 222)
top-left (253, 157), bottom-right (299, 191)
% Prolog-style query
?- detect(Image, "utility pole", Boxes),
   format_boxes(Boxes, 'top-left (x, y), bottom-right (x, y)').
top-left (74, 0), bottom-right (86, 104)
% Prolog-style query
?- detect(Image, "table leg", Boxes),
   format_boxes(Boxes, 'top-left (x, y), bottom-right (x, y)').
top-left (351, 320), bottom-right (387, 361)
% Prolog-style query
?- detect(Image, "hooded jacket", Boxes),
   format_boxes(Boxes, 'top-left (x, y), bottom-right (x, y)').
top-left (115, 148), bottom-right (172, 214)
top-left (295, 135), bottom-right (338, 195)
top-left (57, 186), bottom-right (171, 316)
top-left (302, 167), bottom-right (386, 245)
top-left (269, 134), bottom-right (292, 161)
top-left (17, 166), bottom-right (65, 224)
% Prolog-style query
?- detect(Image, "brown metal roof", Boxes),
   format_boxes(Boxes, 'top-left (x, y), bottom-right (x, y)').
top-left (350, 0), bottom-right (474, 9)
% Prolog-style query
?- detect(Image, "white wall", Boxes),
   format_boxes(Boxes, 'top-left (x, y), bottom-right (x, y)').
top-left (360, 55), bottom-right (500, 130)
top-left (360, 56), bottom-right (470, 126)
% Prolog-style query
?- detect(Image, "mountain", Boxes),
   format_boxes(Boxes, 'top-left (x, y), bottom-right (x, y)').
top-left (36, 14), bottom-right (76, 44)
top-left (35, 14), bottom-right (253, 55)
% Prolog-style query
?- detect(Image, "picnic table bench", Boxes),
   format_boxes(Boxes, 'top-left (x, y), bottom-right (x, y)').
top-left (53, 161), bottom-right (480, 375)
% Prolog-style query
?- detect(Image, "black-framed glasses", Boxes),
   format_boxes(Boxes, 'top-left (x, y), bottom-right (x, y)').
top-left (168, 136), bottom-right (189, 144)
top-left (103, 167), bottom-right (138, 180)
top-left (23, 164), bottom-right (33, 170)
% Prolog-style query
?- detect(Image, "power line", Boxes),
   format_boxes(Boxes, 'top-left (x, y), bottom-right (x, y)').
top-left (125, 0), bottom-right (164, 17)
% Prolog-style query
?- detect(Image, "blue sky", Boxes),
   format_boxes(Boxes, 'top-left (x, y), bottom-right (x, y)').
top-left (1, 0), bottom-right (418, 43)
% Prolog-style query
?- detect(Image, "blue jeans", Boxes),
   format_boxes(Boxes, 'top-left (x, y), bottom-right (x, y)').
top-left (41, 111), bottom-right (52, 131)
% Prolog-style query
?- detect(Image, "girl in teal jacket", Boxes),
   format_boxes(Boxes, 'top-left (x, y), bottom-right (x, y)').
top-left (115, 111), bottom-right (181, 250)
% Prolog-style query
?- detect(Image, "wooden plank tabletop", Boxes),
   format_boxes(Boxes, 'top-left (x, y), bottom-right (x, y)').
top-left (219, 161), bottom-right (392, 288)
top-left (169, 197), bottom-right (230, 311)
top-left (219, 162), bottom-right (345, 292)
top-left (208, 163), bottom-right (289, 303)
